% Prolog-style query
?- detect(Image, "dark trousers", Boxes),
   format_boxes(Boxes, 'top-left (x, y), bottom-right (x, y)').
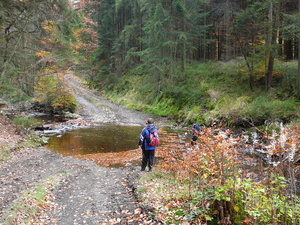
top-left (141, 149), bottom-right (155, 171)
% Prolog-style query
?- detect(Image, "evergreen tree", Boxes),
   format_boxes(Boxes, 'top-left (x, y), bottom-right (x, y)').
top-left (137, 0), bottom-right (209, 94)
top-left (281, 0), bottom-right (300, 98)
top-left (233, 0), bottom-right (281, 91)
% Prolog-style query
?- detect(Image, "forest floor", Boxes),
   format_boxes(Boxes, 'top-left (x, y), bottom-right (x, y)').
top-left (0, 73), bottom-right (172, 225)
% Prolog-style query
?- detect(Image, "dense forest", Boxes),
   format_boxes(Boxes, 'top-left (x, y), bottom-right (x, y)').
top-left (1, 0), bottom-right (300, 126)
top-left (1, 1), bottom-right (300, 225)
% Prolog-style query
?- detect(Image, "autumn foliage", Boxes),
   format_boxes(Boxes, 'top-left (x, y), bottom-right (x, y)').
top-left (34, 71), bottom-right (77, 113)
top-left (136, 125), bottom-right (300, 224)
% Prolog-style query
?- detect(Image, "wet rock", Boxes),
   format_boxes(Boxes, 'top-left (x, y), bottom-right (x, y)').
top-left (43, 129), bottom-right (64, 136)
top-left (34, 125), bottom-right (45, 131)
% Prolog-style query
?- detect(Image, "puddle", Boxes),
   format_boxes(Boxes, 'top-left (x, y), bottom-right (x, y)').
top-left (46, 124), bottom-right (142, 156)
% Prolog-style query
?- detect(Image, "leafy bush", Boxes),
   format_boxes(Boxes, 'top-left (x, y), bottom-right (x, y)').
top-left (234, 175), bottom-right (300, 224)
top-left (136, 126), bottom-right (300, 224)
top-left (242, 97), bottom-right (299, 125)
top-left (12, 116), bottom-right (38, 129)
top-left (185, 106), bottom-right (204, 124)
top-left (34, 74), bottom-right (77, 113)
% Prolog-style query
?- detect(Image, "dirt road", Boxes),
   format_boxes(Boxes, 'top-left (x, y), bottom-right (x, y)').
top-left (65, 73), bottom-right (163, 127)
top-left (0, 73), bottom-right (165, 224)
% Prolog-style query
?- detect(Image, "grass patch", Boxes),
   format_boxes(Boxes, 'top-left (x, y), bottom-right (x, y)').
top-left (84, 94), bottom-right (107, 107)
top-left (12, 116), bottom-right (38, 129)
top-left (0, 146), bottom-right (11, 162)
top-left (17, 132), bottom-right (49, 149)
top-left (0, 173), bottom-right (67, 225)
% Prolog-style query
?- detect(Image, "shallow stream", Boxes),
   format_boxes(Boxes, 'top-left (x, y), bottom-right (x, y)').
top-left (46, 124), bottom-right (142, 157)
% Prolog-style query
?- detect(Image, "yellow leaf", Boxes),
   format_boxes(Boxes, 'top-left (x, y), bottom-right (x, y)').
top-left (234, 205), bottom-right (239, 212)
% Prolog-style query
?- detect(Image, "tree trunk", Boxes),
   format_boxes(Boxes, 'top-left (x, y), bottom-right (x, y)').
top-left (298, 0), bottom-right (300, 100)
top-left (225, 0), bottom-right (231, 61)
top-left (265, 0), bottom-right (279, 91)
top-left (284, 39), bottom-right (293, 60)
top-left (265, 1), bottom-right (273, 91)
top-left (266, 54), bottom-right (274, 90)
top-left (182, 9), bottom-right (187, 71)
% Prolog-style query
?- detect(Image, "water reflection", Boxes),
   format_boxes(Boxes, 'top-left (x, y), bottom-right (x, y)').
top-left (0, 104), bottom-right (6, 109)
top-left (47, 124), bottom-right (142, 156)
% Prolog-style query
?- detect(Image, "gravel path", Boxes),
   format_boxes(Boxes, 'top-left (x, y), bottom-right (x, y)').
top-left (0, 73), bottom-right (165, 225)
top-left (65, 73), bottom-right (158, 126)
top-left (0, 148), bottom-right (153, 224)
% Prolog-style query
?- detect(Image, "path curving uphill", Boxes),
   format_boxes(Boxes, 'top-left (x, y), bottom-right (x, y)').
top-left (0, 73), bottom-right (164, 225)
top-left (65, 73), bottom-right (160, 126)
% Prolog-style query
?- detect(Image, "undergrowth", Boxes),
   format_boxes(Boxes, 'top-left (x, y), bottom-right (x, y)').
top-left (136, 125), bottom-right (300, 224)
top-left (97, 60), bottom-right (300, 127)
top-left (12, 116), bottom-right (38, 129)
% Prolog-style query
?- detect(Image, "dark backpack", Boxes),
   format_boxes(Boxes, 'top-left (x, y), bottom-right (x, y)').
top-left (147, 128), bottom-right (159, 146)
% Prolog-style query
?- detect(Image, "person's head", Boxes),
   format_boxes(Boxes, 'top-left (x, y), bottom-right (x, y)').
top-left (192, 121), bottom-right (196, 125)
top-left (147, 118), bottom-right (154, 125)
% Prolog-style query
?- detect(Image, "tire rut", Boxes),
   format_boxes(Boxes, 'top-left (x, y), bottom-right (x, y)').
top-left (0, 72), bottom-right (164, 225)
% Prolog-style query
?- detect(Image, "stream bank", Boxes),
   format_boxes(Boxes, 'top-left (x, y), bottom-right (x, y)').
top-left (0, 72), bottom-right (171, 224)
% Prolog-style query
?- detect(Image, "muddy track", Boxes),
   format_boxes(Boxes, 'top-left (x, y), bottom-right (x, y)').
top-left (0, 148), bottom-right (154, 224)
top-left (0, 73), bottom-right (164, 225)
top-left (65, 73), bottom-right (157, 126)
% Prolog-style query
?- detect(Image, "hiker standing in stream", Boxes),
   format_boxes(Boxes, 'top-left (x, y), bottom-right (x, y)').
top-left (138, 118), bottom-right (159, 172)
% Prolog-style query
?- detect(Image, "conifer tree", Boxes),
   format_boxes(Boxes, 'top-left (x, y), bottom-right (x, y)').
top-left (233, 0), bottom-right (281, 91)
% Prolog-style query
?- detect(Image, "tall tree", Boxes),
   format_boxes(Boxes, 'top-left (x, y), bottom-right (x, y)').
top-left (265, 0), bottom-right (280, 91)
top-left (207, 0), bottom-right (242, 60)
top-left (298, 0), bottom-right (300, 99)
top-left (114, 0), bottom-right (143, 70)
top-left (88, 0), bottom-right (209, 91)
top-left (233, 0), bottom-right (283, 91)
top-left (0, 0), bottom-right (83, 100)
top-left (137, 0), bottom-right (209, 92)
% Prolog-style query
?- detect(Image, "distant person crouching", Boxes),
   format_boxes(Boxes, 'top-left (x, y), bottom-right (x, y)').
top-left (191, 121), bottom-right (201, 146)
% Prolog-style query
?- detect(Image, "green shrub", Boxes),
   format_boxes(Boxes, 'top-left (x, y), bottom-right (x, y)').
top-left (185, 106), bottom-right (204, 124)
top-left (51, 88), bottom-right (78, 113)
top-left (242, 97), bottom-right (299, 124)
top-left (12, 116), bottom-right (38, 129)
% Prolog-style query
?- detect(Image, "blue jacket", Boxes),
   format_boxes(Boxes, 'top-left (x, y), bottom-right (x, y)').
top-left (139, 125), bottom-right (158, 150)
top-left (193, 124), bottom-right (200, 132)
